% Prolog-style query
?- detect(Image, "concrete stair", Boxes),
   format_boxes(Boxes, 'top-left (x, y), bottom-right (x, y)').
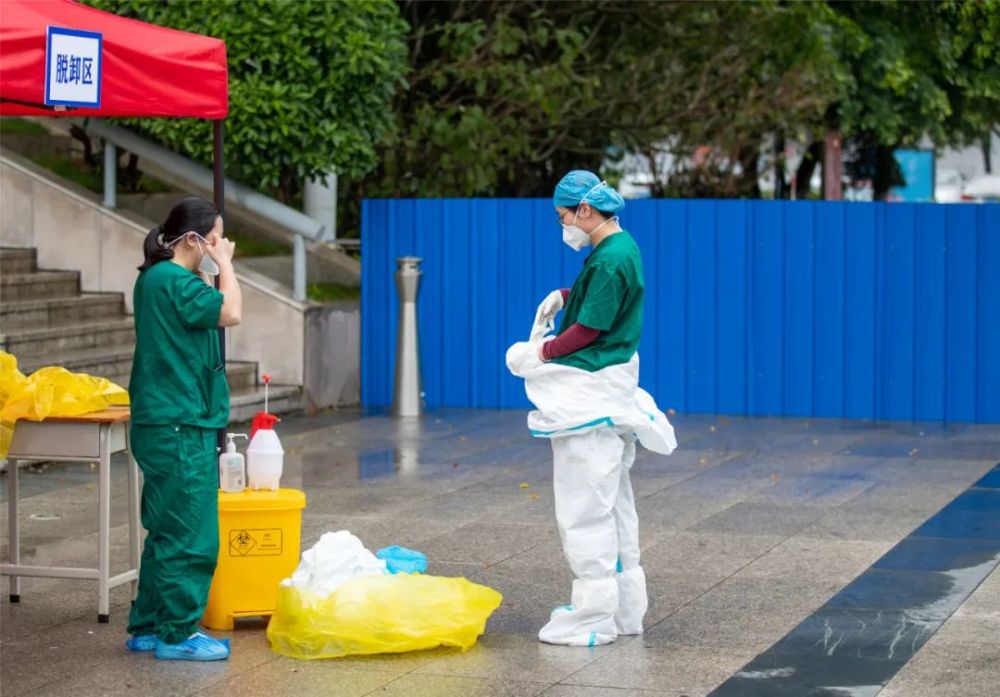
top-left (1, 293), bottom-right (126, 331)
top-left (2, 317), bottom-right (136, 358)
top-left (0, 247), bottom-right (36, 274)
top-left (0, 247), bottom-right (300, 424)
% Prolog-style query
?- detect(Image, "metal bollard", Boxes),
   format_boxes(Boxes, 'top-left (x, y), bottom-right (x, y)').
top-left (392, 257), bottom-right (424, 417)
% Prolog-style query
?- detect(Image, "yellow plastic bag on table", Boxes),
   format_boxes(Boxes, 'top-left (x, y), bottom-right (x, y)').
top-left (267, 573), bottom-right (503, 659)
top-left (0, 351), bottom-right (129, 458)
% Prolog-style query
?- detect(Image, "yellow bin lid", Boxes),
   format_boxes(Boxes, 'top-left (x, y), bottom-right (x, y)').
top-left (218, 488), bottom-right (307, 511)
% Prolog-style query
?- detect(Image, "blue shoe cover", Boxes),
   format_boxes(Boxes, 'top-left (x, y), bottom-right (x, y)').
top-left (125, 634), bottom-right (157, 652)
top-left (155, 632), bottom-right (230, 661)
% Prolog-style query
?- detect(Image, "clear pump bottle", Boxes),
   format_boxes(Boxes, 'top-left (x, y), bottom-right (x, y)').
top-left (219, 433), bottom-right (249, 493)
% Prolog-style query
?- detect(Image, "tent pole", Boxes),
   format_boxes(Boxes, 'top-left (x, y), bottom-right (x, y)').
top-left (213, 119), bottom-right (226, 454)
top-left (213, 120), bottom-right (225, 217)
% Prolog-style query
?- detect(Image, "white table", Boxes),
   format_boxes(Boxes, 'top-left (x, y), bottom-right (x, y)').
top-left (2, 407), bottom-right (141, 623)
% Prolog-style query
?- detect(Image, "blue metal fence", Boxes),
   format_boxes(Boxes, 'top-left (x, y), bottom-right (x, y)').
top-left (361, 199), bottom-right (1000, 422)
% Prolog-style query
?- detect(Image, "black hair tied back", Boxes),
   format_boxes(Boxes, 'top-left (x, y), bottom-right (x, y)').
top-left (140, 224), bottom-right (171, 272)
top-left (138, 197), bottom-right (220, 272)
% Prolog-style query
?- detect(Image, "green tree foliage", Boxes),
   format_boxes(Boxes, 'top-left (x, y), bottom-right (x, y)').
top-left (830, 0), bottom-right (1000, 147)
top-left (801, 0), bottom-right (1000, 198)
top-left (354, 0), bottom-right (842, 201)
top-left (87, 0), bottom-right (999, 211)
top-left (369, 0), bottom-right (998, 203)
top-left (936, 0), bottom-right (1000, 146)
top-left (87, 0), bottom-right (408, 201)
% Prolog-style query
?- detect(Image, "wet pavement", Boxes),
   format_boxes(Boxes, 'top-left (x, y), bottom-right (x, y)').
top-left (2, 409), bottom-right (999, 696)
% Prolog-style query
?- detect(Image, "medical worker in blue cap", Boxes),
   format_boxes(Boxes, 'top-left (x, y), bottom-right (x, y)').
top-left (526, 170), bottom-right (676, 646)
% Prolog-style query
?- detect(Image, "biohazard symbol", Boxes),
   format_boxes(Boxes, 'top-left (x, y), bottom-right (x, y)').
top-left (230, 529), bottom-right (257, 556)
top-left (228, 528), bottom-right (282, 557)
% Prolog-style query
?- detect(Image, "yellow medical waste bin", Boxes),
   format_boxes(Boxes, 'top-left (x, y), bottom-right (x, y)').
top-left (203, 488), bottom-right (306, 630)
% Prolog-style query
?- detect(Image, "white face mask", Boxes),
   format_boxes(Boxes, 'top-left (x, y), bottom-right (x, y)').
top-left (197, 243), bottom-right (220, 277)
top-left (168, 232), bottom-right (219, 276)
top-left (561, 218), bottom-right (592, 251)
top-left (561, 208), bottom-right (617, 252)
top-left (560, 180), bottom-right (618, 252)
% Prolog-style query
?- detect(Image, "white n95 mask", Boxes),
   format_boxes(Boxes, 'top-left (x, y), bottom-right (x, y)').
top-left (198, 247), bottom-right (220, 277)
top-left (562, 215), bottom-right (617, 252)
top-left (562, 224), bottom-right (592, 251)
top-left (168, 232), bottom-right (219, 276)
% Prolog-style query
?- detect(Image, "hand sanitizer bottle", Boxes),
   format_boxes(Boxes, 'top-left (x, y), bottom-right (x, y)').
top-left (219, 433), bottom-right (249, 493)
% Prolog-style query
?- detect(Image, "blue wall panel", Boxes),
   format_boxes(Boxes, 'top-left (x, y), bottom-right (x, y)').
top-left (979, 205), bottom-right (1000, 422)
top-left (361, 199), bottom-right (1000, 423)
top-left (686, 202), bottom-right (718, 414)
top-left (783, 203), bottom-right (815, 417)
top-left (945, 206), bottom-right (978, 422)
top-left (883, 205), bottom-right (916, 420)
top-left (715, 200), bottom-right (749, 415)
top-left (658, 200), bottom-right (688, 410)
top-left (751, 203), bottom-right (785, 416)
top-left (914, 205), bottom-right (946, 421)
top-left (812, 204), bottom-right (846, 418)
top-left (844, 205), bottom-right (878, 419)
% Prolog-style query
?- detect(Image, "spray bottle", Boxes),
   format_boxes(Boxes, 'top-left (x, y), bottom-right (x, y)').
top-left (247, 374), bottom-right (284, 491)
top-left (219, 433), bottom-right (248, 493)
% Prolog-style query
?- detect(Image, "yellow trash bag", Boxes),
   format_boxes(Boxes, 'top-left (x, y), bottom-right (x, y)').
top-left (267, 573), bottom-right (503, 660)
top-left (0, 351), bottom-right (129, 458)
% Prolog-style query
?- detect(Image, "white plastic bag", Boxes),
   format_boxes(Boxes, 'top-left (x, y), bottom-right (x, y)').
top-left (283, 531), bottom-right (387, 597)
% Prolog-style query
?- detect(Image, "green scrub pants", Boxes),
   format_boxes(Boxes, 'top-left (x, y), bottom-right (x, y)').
top-left (126, 424), bottom-right (219, 644)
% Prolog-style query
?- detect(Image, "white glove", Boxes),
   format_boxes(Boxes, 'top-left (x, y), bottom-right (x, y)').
top-left (539, 290), bottom-right (564, 319)
top-left (531, 290), bottom-right (564, 341)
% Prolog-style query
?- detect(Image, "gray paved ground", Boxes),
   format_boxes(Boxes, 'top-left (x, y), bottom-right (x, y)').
top-left (2, 410), bottom-right (998, 696)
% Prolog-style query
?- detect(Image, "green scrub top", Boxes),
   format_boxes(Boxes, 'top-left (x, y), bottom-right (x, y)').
top-left (129, 261), bottom-right (229, 428)
top-left (554, 230), bottom-right (644, 372)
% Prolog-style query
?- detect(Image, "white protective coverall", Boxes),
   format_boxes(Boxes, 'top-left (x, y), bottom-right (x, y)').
top-left (506, 304), bottom-right (677, 646)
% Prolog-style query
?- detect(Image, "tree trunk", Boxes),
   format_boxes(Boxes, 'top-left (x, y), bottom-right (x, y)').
top-left (647, 147), bottom-right (668, 198)
top-left (984, 132), bottom-right (993, 174)
top-left (278, 169), bottom-right (296, 203)
top-left (737, 144), bottom-right (761, 198)
top-left (873, 145), bottom-right (896, 201)
top-left (794, 140), bottom-right (822, 199)
top-left (69, 125), bottom-right (98, 169)
top-left (124, 153), bottom-right (141, 192)
top-left (774, 132), bottom-right (787, 199)
top-left (823, 130), bottom-right (843, 201)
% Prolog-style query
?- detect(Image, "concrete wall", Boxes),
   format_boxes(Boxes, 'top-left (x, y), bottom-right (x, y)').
top-left (1, 153), bottom-right (363, 402)
top-left (0, 154), bottom-right (313, 388)
top-left (225, 266), bottom-right (308, 387)
top-left (304, 301), bottom-right (360, 409)
top-left (1, 154), bottom-right (144, 313)
top-left (118, 191), bottom-right (361, 288)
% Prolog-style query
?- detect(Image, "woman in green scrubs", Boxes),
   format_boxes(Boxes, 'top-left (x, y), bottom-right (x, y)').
top-left (125, 197), bottom-right (242, 661)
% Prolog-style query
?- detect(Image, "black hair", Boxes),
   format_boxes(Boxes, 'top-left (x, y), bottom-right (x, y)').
top-left (139, 197), bottom-right (221, 272)
top-left (564, 203), bottom-right (615, 219)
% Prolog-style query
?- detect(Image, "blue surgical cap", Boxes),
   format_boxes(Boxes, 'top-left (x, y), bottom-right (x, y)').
top-left (552, 170), bottom-right (625, 213)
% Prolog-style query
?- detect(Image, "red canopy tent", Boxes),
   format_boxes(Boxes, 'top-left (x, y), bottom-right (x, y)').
top-left (1, 0), bottom-right (227, 118)
top-left (1, 0), bottom-right (228, 213)
top-left (1, 0), bottom-right (230, 439)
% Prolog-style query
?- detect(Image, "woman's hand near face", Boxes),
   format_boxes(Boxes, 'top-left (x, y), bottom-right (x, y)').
top-left (205, 236), bottom-right (236, 265)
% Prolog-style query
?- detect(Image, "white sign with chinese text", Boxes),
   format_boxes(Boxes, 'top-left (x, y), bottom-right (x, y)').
top-left (45, 27), bottom-right (102, 108)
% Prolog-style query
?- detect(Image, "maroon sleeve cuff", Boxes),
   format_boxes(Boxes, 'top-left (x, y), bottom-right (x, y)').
top-left (542, 322), bottom-right (601, 361)
top-left (560, 288), bottom-right (570, 303)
